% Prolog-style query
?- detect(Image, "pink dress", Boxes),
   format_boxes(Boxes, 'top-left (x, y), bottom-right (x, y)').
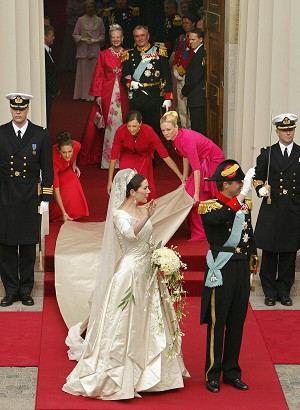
top-left (79, 48), bottom-right (129, 166)
top-left (173, 128), bottom-right (225, 240)
top-left (73, 14), bottom-right (105, 100)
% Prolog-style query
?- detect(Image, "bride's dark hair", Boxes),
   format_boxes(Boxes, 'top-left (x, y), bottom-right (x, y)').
top-left (126, 174), bottom-right (146, 197)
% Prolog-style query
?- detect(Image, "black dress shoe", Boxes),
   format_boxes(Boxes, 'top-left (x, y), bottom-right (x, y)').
top-left (279, 296), bottom-right (293, 306)
top-left (21, 295), bottom-right (34, 306)
top-left (224, 378), bottom-right (248, 390)
top-left (0, 295), bottom-right (18, 307)
top-left (206, 380), bottom-right (220, 393)
top-left (264, 296), bottom-right (276, 306)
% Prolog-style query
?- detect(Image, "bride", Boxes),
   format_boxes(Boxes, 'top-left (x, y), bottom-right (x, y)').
top-left (62, 169), bottom-right (189, 400)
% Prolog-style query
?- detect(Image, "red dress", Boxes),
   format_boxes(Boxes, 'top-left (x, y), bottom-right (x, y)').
top-left (110, 123), bottom-right (169, 199)
top-left (79, 48), bottom-right (129, 166)
top-left (50, 141), bottom-right (89, 221)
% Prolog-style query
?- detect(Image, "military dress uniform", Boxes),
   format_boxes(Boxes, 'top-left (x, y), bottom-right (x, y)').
top-left (0, 94), bottom-right (53, 306)
top-left (163, 14), bottom-right (184, 57)
top-left (122, 43), bottom-right (173, 134)
top-left (253, 113), bottom-right (300, 305)
top-left (101, 5), bottom-right (140, 48)
top-left (199, 160), bottom-right (257, 391)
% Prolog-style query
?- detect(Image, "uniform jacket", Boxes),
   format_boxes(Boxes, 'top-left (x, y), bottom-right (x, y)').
top-left (199, 194), bottom-right (257, 323)
top-left (254, 142), bottom-right (300, 252)
top-left (121, 44), bottom-right (173, 107)
top-left (0, 121), bottom-right (53, 245)
top-left (182, 44), bottom-right (205, 107)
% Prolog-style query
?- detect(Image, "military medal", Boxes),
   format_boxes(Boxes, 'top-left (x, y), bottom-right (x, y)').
top-left (32, 143), bottom-right (37, 155)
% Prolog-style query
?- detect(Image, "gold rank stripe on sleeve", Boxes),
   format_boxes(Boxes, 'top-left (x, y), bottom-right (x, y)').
top-left (198, 199), bottom-right (223, 215)
top-left (42, 187), bottom-right (53, 194)
top-left (252, 179), bottom-right (264, 189)
top-left (245, 197), bottom-right (253, 210)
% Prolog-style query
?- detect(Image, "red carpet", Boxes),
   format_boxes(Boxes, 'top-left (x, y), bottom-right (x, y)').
top-left (0, 312), bottom-right (42, 366)
top-left (35, 297), bottom-right (287, 410)
top-left (254, 310), bottom-right (300, 364)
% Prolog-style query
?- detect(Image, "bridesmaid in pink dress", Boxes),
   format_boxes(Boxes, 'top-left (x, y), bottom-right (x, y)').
top-left (79, 24), bottom-right (129, 166)
top-left (160, 111), bottom-right (225, 240)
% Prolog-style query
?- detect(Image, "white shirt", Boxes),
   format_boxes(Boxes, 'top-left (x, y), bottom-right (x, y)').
top-left (44, 44), bottom-right (54, 63)
top-left (279, 141), bottom-right (293, 157)
top-left (193, 43), bottom-right (203, 54)
top-left (12, 121), bottom-right (28, 139)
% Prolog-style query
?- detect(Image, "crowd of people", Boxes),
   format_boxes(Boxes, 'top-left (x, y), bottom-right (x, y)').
top-left (0, 0), bottom-right (299, 404)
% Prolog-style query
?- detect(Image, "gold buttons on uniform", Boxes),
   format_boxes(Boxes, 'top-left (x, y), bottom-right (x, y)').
top-left (23, 156), bottom-right (27, 159)
top-left (280, 178), bottom-right (283, 182)
top-left (14, 171), bottom-right (20, 176)
top-left (24, 163), bottom-right (27, 166)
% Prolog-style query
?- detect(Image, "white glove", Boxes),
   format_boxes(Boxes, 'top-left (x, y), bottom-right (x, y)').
top-left (258, 186), bottom-right (269, 197)
top-left (130, 81), bottom-right (141, 90)
top-left (39, 201), bottom-right (49, 214)
top-left (162, 99), bottom-right (172, 111)
top-left (173, 69), bottom-right (184, 81)
top-left (240, 167), bottom-right (255, 196)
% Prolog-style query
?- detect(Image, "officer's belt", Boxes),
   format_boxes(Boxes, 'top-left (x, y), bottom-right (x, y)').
top-left (141, 82), bottom-right (160, 88)
top-left (210, 246), bottom-right (247, 255)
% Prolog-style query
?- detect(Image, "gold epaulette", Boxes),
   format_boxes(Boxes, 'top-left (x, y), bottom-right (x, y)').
top-left (198, 199), bottom-right (222, 215)
top-left (130, 6), bottom-right (140, 16)
top-left (158, 46), bottom-right (168, 58)
top-left (173, 15), bottom-right (182, 26)
top-left (121, 50), bottom-right (129, 62)
top-left (245, 197), bottom-right (253, 210)
top-left (252, 179), bottom-right (264, 189)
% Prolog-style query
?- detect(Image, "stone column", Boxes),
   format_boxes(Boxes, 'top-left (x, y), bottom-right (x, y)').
top-left (233, 0), bottom-right (300, 168)
top-left (0, 0), bottom-right (46, 126)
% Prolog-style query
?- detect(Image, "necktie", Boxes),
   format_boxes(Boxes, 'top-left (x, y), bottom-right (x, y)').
top-left (17, 130), bottom-right (22, 139)
top-left (283, 147), bottom-right (289, 162)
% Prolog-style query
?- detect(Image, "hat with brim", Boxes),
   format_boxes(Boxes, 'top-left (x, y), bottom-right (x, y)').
top-left (272, 113), bottom-right (298, 130)
top-left (207, 159), bottom-right (245, 182)
top-left (6, 93), bottom-right (33, 109)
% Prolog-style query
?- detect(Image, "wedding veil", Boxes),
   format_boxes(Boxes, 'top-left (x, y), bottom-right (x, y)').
top-left (77, 168), bottom-right (136, 357)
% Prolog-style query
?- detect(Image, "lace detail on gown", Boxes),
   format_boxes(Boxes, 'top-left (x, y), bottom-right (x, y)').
top-left (62, 209), bottom-right (189, 400)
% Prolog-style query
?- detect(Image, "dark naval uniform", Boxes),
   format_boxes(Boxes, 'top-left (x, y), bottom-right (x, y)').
top-left (122, 44), bottom-right (173, 134)
top-left (101, 5), bottom-right (140, 48)
top-left (0, 119), bottom-right (53, 301)
top-left (199, 160), bottom-right (257, 390)
top-left (254, 132), bottom-right (300, 302)
top-left (163, 14), bottom-right (184, 57)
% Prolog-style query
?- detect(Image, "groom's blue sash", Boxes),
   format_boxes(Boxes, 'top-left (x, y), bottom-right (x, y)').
top-left (205, 211), bottom-right (245, 288)
top-left (133, 46), bottom-right (157, 81)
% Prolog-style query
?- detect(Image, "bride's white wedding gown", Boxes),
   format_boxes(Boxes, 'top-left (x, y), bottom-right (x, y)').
top-left (62, 209), bottom-right (189, 400)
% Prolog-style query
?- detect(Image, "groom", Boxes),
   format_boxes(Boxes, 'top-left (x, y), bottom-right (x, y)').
top-left (199, 160), bottom-right (257, 393)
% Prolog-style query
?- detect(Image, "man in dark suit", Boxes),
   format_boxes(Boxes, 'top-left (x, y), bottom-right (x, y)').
top-left (253, 113), bottom-right (300, 307)
top-left (44, 25), bottom-right (59, 125)
top-left (199, 160), bottom-right (257, 393)
top-left (0, 93), bottom-right (53, 306)
top-left (182, 28), bottom-right (206, 134)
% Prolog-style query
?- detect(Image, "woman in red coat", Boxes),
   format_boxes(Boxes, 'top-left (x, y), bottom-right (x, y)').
top-left (50, 132), bottom-right (89, 222)
top-left (107, 110), bottom-right (183, 200)
top-left (79, 24), bottom-right (129, 167)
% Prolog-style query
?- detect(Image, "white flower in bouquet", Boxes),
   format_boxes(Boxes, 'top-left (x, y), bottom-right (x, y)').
top-left (151, 246), bottom-right (186, 276)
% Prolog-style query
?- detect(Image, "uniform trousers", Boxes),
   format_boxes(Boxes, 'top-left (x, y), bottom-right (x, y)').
top-left (205, 259), bottom-right (250, 382)
top-left (130, 90), bottom-right (162, 136)
top-left (260, 250), bottom-right (296, 298)
top-left (0, 244), bottom-right (36, 297)
top-left (189, 106), bottom-right (206, 135)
